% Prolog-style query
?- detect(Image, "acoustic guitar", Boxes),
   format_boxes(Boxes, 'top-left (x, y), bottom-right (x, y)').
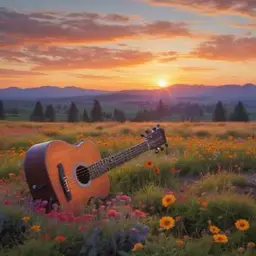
top-left (24, 124), bottom-right (167, 215)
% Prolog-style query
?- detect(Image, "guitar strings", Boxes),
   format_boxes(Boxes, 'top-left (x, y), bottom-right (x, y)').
top-left (65, 142), bottom-right (148, 186)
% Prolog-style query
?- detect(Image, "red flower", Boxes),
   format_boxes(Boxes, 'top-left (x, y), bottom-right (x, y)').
top-left (118, 195), bottom-right (131, 201)
top-left (3, 199), bottom-right (11, 205)
top-left (81, 214), bottom-right (93, 222)
top-left (108, 209), bottom-right (118, 218)
top-left (55, 236), bottom-right (66, 242)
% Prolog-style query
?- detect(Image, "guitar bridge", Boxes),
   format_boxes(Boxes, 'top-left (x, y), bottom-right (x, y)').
top-left (57, 164), bottom-right (72, 202)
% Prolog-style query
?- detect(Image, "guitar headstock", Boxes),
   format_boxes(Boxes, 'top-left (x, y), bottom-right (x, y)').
top-left (141, 124), bottom-right (168, 153)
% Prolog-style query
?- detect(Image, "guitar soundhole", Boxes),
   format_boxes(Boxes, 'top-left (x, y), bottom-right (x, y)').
top-left (76, 165), bottom-right (90, 184)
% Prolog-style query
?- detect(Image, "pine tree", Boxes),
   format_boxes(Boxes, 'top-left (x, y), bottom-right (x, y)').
top-left (67, 102), bottom-right (79, 122)
top-left (45, 104), bottom-right (56, 122)
top-left (114, 108), bottom-right (126, 122)
top-left (0, 100), bottom-right (5, 120)
top-left (230, 101), bottom-right (249, 122)
top-left (83, 109), bottom-right (90, 122)
top-left (91, 100), bottom-right (103, 122)
top-left (30, 101), bottom-right (44, 122)
top-left (212, 101), bottom-right (227, 122)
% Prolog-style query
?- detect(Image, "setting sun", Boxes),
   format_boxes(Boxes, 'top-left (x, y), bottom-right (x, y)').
top-left (158, 80), bottom-right (167, 88)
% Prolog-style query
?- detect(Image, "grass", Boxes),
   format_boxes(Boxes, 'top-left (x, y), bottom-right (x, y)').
top-left (0, 121), bottom-right (256, 255)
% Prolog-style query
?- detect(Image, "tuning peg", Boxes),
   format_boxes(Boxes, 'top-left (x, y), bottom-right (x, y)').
top-left (155, 148), bottom-right (160, 153)
top-left (157, 124), bottom-right (160, 128)
top-left (145, 129), bottom-right (151, 134)
top-left (160, 146), bottom-right (164, 151)
top-left (152, 127), bottom-right (157, 131)
top-left (141, 134), bottom-right (145, 138)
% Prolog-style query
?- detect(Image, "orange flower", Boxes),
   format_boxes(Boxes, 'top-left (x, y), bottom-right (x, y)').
top-left (144, 161), bottom-right (153, 168)
top-left (153, 166), bottom-right (160, 175)
top-left (8, 173), bottom-right (15, 178)
top-left (31, 225), bottom-right (41, 232)
top-left (197, 199), bottom-right (208, 209)
top-left (132, 243), bottom-right (144, 251)
top-left (160, 216), bottom-right (175, 230)
top-left (176, 239), bottom-right (184, 248)
top-left (162, 194), bottom-right (176, 207)
top-left (209, 225), bottom-right (220, 234)
top-left (247, 242), bottom-right (255, 249)
top-left (213, 234), bottom-right (228, 244)
top-left (55, 236), bottom-right (67, 242)
top-left (235, 219), bottom-right (250, 231)
top-left (22, 216), bottom-right (30, 222)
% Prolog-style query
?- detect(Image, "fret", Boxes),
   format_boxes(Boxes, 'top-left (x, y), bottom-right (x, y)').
top-left (87, 141), bottom-right (149, 180)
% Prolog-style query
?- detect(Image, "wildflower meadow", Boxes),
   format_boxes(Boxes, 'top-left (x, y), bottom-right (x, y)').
top-left (0, 121), bottom-right (256, 256)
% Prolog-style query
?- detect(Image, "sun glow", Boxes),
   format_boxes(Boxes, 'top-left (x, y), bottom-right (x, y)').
top-left (158, 80), bottom-right (167, 88)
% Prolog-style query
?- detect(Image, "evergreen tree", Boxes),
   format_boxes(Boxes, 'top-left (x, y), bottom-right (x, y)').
top-left (67, 102), bottom-right (79, 122)
top-left (83, 109), bottom-right (90, 122)
top-left (0, 100), bottom-right (5, 120)
top-left (45, 104), bottom-right (56, 122)
top-left (230, 101), bottom-right (249, 122)
top-left (212, 101), bottom-right (227, 122)
top-left (30, 101), bottom-right (44, 122)
top-left (114, 108), bottom-right (126, 122)
top-left (91, 100), bottom-right (103, 122)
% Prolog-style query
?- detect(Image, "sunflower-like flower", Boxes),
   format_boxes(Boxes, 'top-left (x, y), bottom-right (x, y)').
top-left (213, 234), bottom-right (228, 244)
top-left (144, 161), bottom-right (153, 168)
top-left (209, 225), bottom-right (220, 234)
top-left (162, 194), bottom-right (176, 207)
top-left (160, 216), bottom-right (175, 230)
top-left (235, 219), bottom-right (250, 231)
top-left (132, 243), bottom-right (144, 251)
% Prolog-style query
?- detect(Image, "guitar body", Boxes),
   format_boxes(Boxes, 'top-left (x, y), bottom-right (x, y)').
top-left (24, 139), bottom-right (110, 215)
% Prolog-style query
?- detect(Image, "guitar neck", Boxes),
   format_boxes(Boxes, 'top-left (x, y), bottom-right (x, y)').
top-left (88, 141), bottom-right (149, 179)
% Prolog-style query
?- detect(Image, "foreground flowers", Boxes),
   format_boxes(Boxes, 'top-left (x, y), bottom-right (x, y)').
top-left (132, 243), bottom-right (144, 251)
top-left (235, 219), bottom-right (250, 231)
top-left (209, 225), bottom-right (220, 234)
top-left (162, 194), bottom-right (176, 207)
top-left (160, 216), bottom-right (175, 230)
top-left (213, 234), bottom-right (228, 244)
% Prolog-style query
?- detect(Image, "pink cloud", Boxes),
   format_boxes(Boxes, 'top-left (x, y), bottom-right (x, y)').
top-left (0, 68), bottom-right (45, 76)
top-left (145, 0), bottom-right (256, 18)
top-left (190, 35), bottom-right (256, 61)
top-left (0, 8), bottom-right (195, 48)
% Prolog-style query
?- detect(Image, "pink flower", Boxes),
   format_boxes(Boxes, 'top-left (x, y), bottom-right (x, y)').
top-left (46, 211), bottom-right (59, 219)
top-left (3, 199), bottom-right (11, 205)
top-left (108, 209), bottom-right (118, 218)
top-left (81, 214), bottom-right (93, 222)
top-left (132, 209), bottom-right (147, 218)
top-left (118, 195), bottom-right (131, 201)
top-left (35, 207), bottom-right (45, 214)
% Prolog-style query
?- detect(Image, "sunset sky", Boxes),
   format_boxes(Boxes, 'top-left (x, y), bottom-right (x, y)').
top-left (0, 0), bottom-right (256, 90)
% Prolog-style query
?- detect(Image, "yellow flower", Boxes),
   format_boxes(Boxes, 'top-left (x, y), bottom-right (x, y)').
top-left (235, 219), bottom-right (250, 231)
top-left (176, 239), bottom-right (184, 248)
top-left (22, 216), bottom-right (30, 222)
top-left (213, 234), bottom-right (228, 244)
top-left (162, 194), bottom-right (176, 207)
top-left (209, 225), bottom-right (220, 234)
top-left (132, 243), bottom-right (144, 251)
top-left (160, 216), bottom-right (175, 230)
top-left (31, 225), bottom-right (41, 232)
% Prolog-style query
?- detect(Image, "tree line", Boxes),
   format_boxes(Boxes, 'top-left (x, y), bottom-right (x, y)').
top-left (0, 99), bottom-right (250, 122)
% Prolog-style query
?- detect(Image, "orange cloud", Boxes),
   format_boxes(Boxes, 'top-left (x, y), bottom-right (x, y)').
top-left (145, 0), bottom-right (256, 18)
top-left (0, 8), bottom-right (196, 48)
top-left (23, 46), bottom-right (155, 70)
top-left (190, 35), bottom-right (256, 61)
top-left (179, 66), bottom-right (216, 72)
top-left (0, 68), bottom-right (45, 76)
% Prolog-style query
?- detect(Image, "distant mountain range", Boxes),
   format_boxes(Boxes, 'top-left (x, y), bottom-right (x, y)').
top-left (1, 84), bottom-right (256, 103)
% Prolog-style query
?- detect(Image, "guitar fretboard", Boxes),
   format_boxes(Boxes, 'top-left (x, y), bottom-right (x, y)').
top-left (87, 141), bottom-right (149, 179)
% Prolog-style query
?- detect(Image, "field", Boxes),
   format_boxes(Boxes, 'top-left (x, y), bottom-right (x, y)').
top-left (0, 121), bottom-right (256, 256)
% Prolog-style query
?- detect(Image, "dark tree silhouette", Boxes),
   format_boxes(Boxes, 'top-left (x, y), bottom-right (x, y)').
top-left (45, 104), bottom-right (56, 122)
top-left (230, 101), bottom-right (249, 122)
top-left (30, 101), bottom-right (45, 122)
top-left (83, 109), bottom-right (90, 122)
top-left (114, 108), bottom-right (126, 122)
top-left (91, 100), bottom-right (103, 122)
top-left (156, 100), bottom-right (167, 116)
top-left (68, 102), bottom-right (79, 122)
top-left (212, 101), bottom-right (227, 122)
top-left (0, 100), bottom-right (5, 120)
